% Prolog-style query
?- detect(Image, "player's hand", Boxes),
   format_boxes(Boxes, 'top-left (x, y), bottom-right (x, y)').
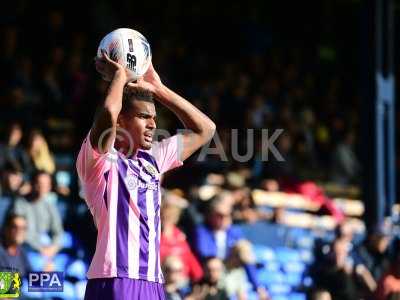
top-left (95, 50), bottom-right (129, 82)
top-left (125, 62), bottom-right (163, 94)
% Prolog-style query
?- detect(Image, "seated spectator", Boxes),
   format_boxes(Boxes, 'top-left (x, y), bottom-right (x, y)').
top-left (26, 130), bottom-right (56, 175)
top-left (191, 257), bottom-right (229, 300)
top-left (375, 248), bottom-right (400, 300)
top-left (193, 194), bottom-right (262, 294)
top-left (0, 122), bottom-right (32, 175)
top-left (308, 289), bottom-right (332, 300)
top-left (0, 162), bottom-right (31, 200)
top-left (231, 187), bottom-right (271, 223)
top-left (356, 224), bottom-right (391, 281)
top-left (12, 171), bottom-right (63, 258)
top-left (163, 255), bottom-right (190, 300)
top-left (160, 192), bottom-right (203, 282)
top-left (330, 130), bottom-right (360, 185)
top-left (0, 213), bottom-right (31, 277)
top-left (312, 237), bottom-right (375, 300)
top-left (224, 240), bottom-right (269, 300)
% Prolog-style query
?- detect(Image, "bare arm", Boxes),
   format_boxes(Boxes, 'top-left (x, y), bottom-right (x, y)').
top-left (90, 51), bottom-right (129, 153)
top-left (127, 63), bottom-right (216, 161)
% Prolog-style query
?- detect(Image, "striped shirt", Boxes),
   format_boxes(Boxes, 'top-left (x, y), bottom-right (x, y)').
top-left (76, 131), bottom-right (183, 283)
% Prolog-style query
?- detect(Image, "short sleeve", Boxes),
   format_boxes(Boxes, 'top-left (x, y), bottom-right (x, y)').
top-left (151, 135), bottom-right (183, 174)
top-left (76, 130), bottom-right (113, 184)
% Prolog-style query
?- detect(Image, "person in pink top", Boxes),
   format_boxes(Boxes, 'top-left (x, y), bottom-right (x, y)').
top-left (76, 50), bottom-right (216, 300)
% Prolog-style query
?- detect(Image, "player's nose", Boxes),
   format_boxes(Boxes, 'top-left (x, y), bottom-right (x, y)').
top-left (147, 117), bottom-right (156, 129)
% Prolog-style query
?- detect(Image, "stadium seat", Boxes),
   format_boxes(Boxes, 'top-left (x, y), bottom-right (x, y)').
top-left (275, 247), bottom-right (300, 263)
top-left (75, 280), bottom-right (87, 299)
top-left (62, 231), bottom-right (75, 249)
top-left (53, 253), bottom-right (70, 271)
top-left (285, 272), bottom-right (303, 287)
top-left (253, 244), bottom-right (276, 262)
top-left (258, 270), bottom-right (285, 285)
top-left (268, 282), bottom-right (291, 295)
top-left (289, 293), bottom-right (307, 300)
top-left (282, 261), bottom-right (306, 274)
top-left (26, 251), bottom-right (45, 271)
top-left (66, 259), bottom-right (88, 280)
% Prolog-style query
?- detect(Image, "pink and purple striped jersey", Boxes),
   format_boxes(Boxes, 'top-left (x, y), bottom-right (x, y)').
top-left (76, 130), bottom-right (183, 283)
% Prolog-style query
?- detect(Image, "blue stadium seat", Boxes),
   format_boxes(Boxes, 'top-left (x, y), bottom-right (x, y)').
top-left (53, 253), bottom-right (70, 271)
top-left (285, 272), bottom-right (303, 287)
top-left (26, 251), bottom-right (45, 271)
top-left (268, 283), bottom-right (291, 294)
top-left (75, 280), bottom-right (87, 300)
top-left (289, 293), bottom-right (307, 300)
top-left (275, 248), bottom-right (300, 263)
top-left (66, 259), bottom-right (88, 280)
top-left (282, 261), bottom-right (306, 274)
top-left (258, 270), bottom-right (285, 285)
top-left (238, 223), bottom-right (287, 247)
top-left (272, 296), bottom-right (289, 300)
top-left (298, 249), bottom-right (314, 264)
top-left (62, 231), bottom-right (75, 249)
top-left (253, 244), bottom-right (276, 262)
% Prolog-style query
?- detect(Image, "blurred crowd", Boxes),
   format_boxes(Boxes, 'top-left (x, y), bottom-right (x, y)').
top-left (0, 1), bottom-right (399, 300)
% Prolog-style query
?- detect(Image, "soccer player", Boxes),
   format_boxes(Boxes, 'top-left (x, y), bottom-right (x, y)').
top-left (76, 50), bottom-right (215, 300)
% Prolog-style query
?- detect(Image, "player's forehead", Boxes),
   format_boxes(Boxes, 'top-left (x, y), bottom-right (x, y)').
top-left (131, 99), bottom-right (156, 116)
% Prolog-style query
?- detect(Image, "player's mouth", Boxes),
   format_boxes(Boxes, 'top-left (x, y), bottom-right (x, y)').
top-left (144, 132), bottom-right (153, 142)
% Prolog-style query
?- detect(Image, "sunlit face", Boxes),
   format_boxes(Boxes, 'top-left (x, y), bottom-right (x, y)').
top-left (5, 217), bottom-right (27, 245)
top-left (206, 258), bottom-right (223, 284)
top-left (34, 173), bottom-right (52, 197)
top-left (118, 100), bottom-right (156, 153)
top-left (209, 202), bottom-right (232, 230)
top-left (6, 171), bottom-right (23, 191)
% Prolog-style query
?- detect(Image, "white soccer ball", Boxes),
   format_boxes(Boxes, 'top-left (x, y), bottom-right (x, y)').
top-left (97, 28), bottom-right (152, 81)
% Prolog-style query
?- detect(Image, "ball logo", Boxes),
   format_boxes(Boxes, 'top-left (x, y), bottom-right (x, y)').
top-left (126, 53), bottom-right (137, 72)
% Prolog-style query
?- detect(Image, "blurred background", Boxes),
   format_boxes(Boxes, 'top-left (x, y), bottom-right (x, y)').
top-left (0, 0), bottom-right (398, 299)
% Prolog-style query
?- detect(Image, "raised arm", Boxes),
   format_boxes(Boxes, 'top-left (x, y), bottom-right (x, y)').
top-left (90, 50), bottom-right (129, 153)
top-left (127, 63), bottom-right (216, 161)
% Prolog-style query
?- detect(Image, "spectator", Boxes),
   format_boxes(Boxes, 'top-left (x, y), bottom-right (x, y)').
top-left (190, 257), bottom-right (229, 300)
top-left (375, 249), bottom-right (400, 300)
top-left (0, 122), bottom-right (32, 174)
top-left (0, 163), bottom-right (31, 200)
top-left (163, 256), bottom-right (190, 300)
top-left (330, 130), bottom-right (360, 185)
top-left (224, 240), bottom-right (269, 300)
top-left (12, 171), bottom-right (63, 258)
top-left (160, 192), bottom-right (204, 282)
top-left (312, 237), bottom-right (375, 300)
top-left (26, 130), bottom-right (56, 175)
top-left (308, 289), bottom-right (332, 300)
top-left (193, 194), bottom-right (262, 294)
top-left (0, 213), bottom-right (31, 277)
top-left (356, 225), bottom-right (392, 281)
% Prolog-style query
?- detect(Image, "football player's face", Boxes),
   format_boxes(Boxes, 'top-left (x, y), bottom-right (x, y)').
top-left (119, 100), bottom-right (156, 152)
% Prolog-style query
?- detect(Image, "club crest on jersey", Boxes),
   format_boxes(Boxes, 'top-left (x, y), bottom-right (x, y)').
top-left (143, 162), bottom-right (157, 177)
